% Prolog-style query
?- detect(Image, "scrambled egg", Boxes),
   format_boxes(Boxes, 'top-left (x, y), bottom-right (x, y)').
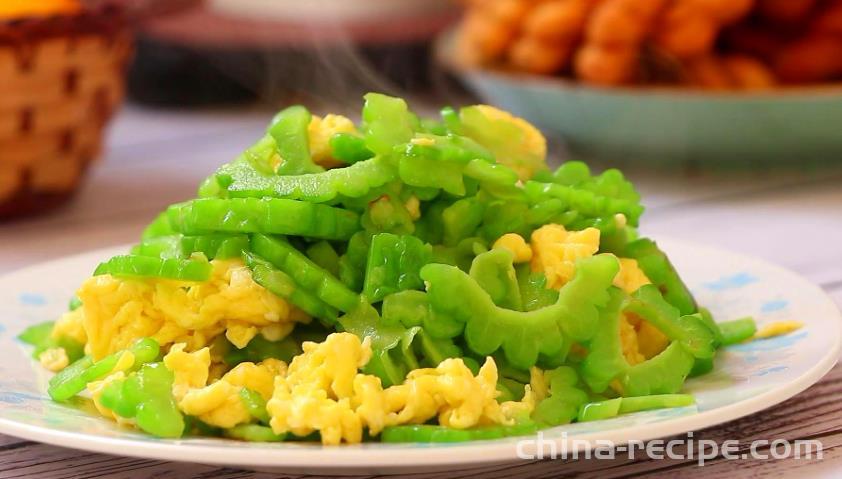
top-left (88, 372), bottom-right (130, 424)
top-left (753, 321), bottom-right (803, 340)
top-left (528, 367), bottom-right (550, 402)
top-left (493, 233), bottom-right (533, 263)
top-left (502, 225), bottom-right (670, 364)
top-left (164, 343), bottom-right (213, 400)
top-left (462, 105), bottom-right (547, 181)
top-left (530, 225), bottom-right (601, 289)
top-left (627, 314), bottom-right (670, 360)
top-left (51, 307), bottom-right (87, 345)
top-left (186, 363), bottom-right (284, 428)
top-left (404, 195), bottom-right (421, 221)
top-left (308, 114), bottom-right (358, 168)
top-left (71, 259), bottom-right (298, 360)
top-left (619, 315), bottom-right (646, 365)
top-left (266, 332), bottom-right (533, 445)
top-left (267, 332), bottom-right (373, 444)
top-left (162, 343), bottom-right (285, 428)
top-left (38, 347), bottom-right (69, 372)
top-left (518, 224), bottom-right (651, 294)
top-left (62, 224), bottom-right (684, 442)
top-left (614, 258), bottom-right (652, 294)
top-left (87, 350), bottom-right (141, 424)
top-left (384, 357), bottom-right (526, 429)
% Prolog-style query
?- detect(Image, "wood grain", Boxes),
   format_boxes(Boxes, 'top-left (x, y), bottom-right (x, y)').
top-left (0, 106), bottom-right (840, 478)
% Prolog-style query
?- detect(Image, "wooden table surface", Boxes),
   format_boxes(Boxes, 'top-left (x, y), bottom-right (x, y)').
top-left (1, 105), bottom-right (841, 478)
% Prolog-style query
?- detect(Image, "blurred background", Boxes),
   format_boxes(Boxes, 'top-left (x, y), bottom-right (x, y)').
top-left (1, 0), bottom-right (841, 300)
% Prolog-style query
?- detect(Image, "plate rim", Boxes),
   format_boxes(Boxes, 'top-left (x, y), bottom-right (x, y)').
top-left (0, 237), bottom-right (839, 470)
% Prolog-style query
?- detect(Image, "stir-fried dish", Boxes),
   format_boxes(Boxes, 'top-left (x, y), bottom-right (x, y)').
top-left (19, 94), bottom-right (787, 445)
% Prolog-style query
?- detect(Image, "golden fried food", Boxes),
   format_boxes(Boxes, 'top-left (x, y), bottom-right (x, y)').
top-left (654, 0), bottom-right (754, 59)
top-left (774, 0), bottom-right (842, 83)
top-left (813, 0), bottom-right (842, 34)
top-left (575, 45), bottom-right (639, 85)
top-left (684, 56), bottom-right (734, 90)
top-left (506, 0), bottom-right (602, 74)
top-left (486, 0), bottom-right (535, 24)
top-left (509, 36), bottom-right (576, 74)
top-left (685, 55), bottom-right (775, 90)
top-left (455, 0), bottom-right (842, 87)
top-left (700, 0), bottom-right (756, 23)
top-left (654, 4), bottom-right (720, 59)
top-left (757, 0), bottom-right (818, 25)
top-left (775, 34), bottom-right (842, 83)
top-left (723, 24), bottom-right (789, 62)
top-left (575, 0), bottom-right (668, 85)
top-left (723, 55), bottom-right (777, 89)
top-left (523, 0), bottom-right (599, 41)
top-left (459, 10), bottom-right (518, 65)
top-left (585, 0), bottom-right (655, 46)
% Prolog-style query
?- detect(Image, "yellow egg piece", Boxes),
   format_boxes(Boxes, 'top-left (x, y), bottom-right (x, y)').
top-left (526, 225), bottom-right (668, 361)
top-left (528, 367), bottom-right (549, 402)
top-left (404, 195), bottom-right (421, 221)
top-left (163, 343), bottom-right (211, 400)
top-left (52, 308), bottom-right (87, 345)
top-left (636, 319), bottom-right (671, 359)
top-left (165, 341), bottom-right (285, 429)
top-left (308, 114), bottom-right (358, 168)
top-left (493, 233), bottom-right (533, 263)
top-left (225, 322), bottom-right (259, 350)
top-left (264, 332), bottom-right (534, 445)
top-left (38, 347), bottom-right (69, 372)
top-left (614, 258), bottom-right (652, 294)
top-left (87, 371), bottom-right (129, 423)
top-left (267, 332), bottom-right (372, 445)
top-left (72, 259), bottom-right (298, 360)
top-left (180, 380), bottom-right (248, 429)
top-left (386, 357), bottom-right (508, 429)
top-left (754, 321), bottom-right (803, 339)
top-left (223, 359), bottom-right (286, 400)
top-left (530, 224), bottom-right (601, 289)
top-left (460, 105), bottom-right (548, 181)
top-left (619, 314), bottom-right (645, 365)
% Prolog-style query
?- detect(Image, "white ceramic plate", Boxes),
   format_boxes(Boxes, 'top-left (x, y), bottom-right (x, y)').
top-left (0, 239), bottom-right (838, 474)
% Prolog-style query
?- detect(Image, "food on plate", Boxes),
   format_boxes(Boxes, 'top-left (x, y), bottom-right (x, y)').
top-left (20, 95), bottom-right (797, 445)
top-left (456, 0), bottom-right (842, 88)
top-left (772, 0), bottom-right (842, 83)
top-left (576, 0), bottom-right (670, 86)
top-left (683, 54), bottom-right (777, 90)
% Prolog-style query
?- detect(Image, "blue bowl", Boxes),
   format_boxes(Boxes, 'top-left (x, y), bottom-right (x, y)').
top-left (437, 33), bottom-right (842, 166)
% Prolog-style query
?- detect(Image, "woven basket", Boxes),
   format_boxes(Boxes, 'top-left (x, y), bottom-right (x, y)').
top-left (0, 8), bottom-right (132, 219)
